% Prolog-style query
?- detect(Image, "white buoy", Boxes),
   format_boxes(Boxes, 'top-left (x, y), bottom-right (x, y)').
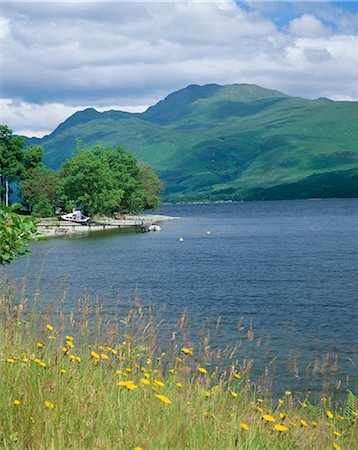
top-left (179, 237), bottom-right (184, 241)
top-left (206, 230), bottom-right (211, 235)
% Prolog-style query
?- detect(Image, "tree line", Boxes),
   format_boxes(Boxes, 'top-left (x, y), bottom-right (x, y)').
top-left (0, 125), bottom-right (163, 217)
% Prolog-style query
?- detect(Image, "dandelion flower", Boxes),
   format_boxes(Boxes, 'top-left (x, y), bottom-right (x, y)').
top-left (257, 399), bottom-right (264, 403)
top-left (13, 399), bottom-right (21, 406)
top-left (300, 420), bottom-right (308, 427)
top-left (240, 423), bottom-right (249, 431)
top-left (303, 403), bottom-right (307, 408)
top-left (60, 369), bottom-right (67, 374)
top-left (182, 347), bottom-right (193, 355)
top-left (332, 444), bottom-right (341, 450)
top-left (48, 335), bottom-right (56, 340)
top-left (231, 391), bottom-right (238, 398)
top-left (62, 347), bottom-right (68, 354)
top-left (333, 431), bottom-right (341, 437)
top-left (176, 383), bottom-right (183, 388)
top-left (134, 447), bottom-right (143, 450)
top-left (154, 380), bottom-right (165, 387)
top-left (155, 394), bottom-right (171, 404)
top-left (205, 391), bottom-right (211, 398)
top-left (278, 399), bottom-right (284, 406)
top-left (100, 354), bottom-right (109, 360)
top-left (66, 335), bottom-right (74, 341)
top-left (22, 358), bottom-right (29, 363)
top-left (280, 413), bottom-right (287, 420)
top-left (289, 422), bottom-right (297, 427)
top-left (274, 424), bottom-right (288, 432)
top-left (262, 415), bottom-right (275, 422)
top-left (312, 421), bottom-right (318, 427)
top-left (234, 373), bottom-right (241, 379)
top-left (327, 422), bottom-right (334, 428)
top-left (169, 369), bottom-right (176, 374)
top-left (140, 378), bottom-right (150, 385)
top-left (91, 351), bottom-right (100, 360)
top-left (256, 407), bottom-right (263, 413)
top-left (46, 324), bottom-right (53, 331)
top-left (6, 358), bottom-right (16, 364)
top-left (284, 391), bottom-right (292, 397)
top-left (66, 341), bottom-right (74, 349)
top-left (144, 373), bottom-right (150, 379)
top-left (327, 411), bottom-right (334, 419)
top-left (44, 401), bottom-right (54, 409)
top-left (37, 343), bottom-right (45, 349)
top-left (198, 367), bottom-right (207, 374)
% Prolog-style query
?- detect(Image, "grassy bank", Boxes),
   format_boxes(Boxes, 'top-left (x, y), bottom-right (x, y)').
top-left (0, 297), bottom-right (357, 450)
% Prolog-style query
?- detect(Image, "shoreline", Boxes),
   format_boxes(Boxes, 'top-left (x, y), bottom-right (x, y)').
top-left (36, 214), bottom-right (177, 238)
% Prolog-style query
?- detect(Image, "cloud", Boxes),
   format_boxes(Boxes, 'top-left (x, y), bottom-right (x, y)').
top-left (1, 1), bottom-right (358, 136)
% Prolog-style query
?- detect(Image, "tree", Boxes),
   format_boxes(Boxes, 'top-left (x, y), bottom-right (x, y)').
top-left (138, 163), bottom-right (164, 209)
top-left (0, 204), bottom-right (37, 265)
top-left (57, 145), bottom-right (162, 216)
top-left (0, 125), bottom-right (26, 204)
top-left (20, 166), bottom-right (58, 213)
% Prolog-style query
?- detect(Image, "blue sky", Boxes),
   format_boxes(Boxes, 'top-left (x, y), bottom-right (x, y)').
top-left (1, 1), bottom-right (357, 136)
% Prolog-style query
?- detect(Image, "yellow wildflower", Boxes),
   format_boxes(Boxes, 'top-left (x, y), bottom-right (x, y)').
top-left (327, 411), bottom-right (334, 419)
top-left (48, 335), bottom-right (56, 340)
top-left (46, 324), bottom-right (53, 331)
top-left (13, 399), bottom-right (21, 406)
top-left (332, 444), bottom-right (341, 450)
top-left (303, 403), bottom-right (307, 408)
top-left (37, 343), bottom-right (45, 349)
top-left (312, 421), bottom-right (318, 427)
top-left (333, 431), bottom-right (341, 437)
top-left (66, 335), bottom-right (74, 341)
top-left (176, 383), bottom-right (183, 388)
top-left (169, 369), bottom-right (176, 374)
top-left (60, 369), bottom-right (66, 374)
top-left (280, 413), bottom-right (287, 420)
top-left (278, 399), bottom-right (284, 406)
top-left (76, 356), bottom-right (81, 362)
top-left (198, 367), bottom-right (207, 374)
top-left (274, 424), bottom-right (288, 432)
top-left (39, 361), bottom-right (46, 368)
top-left (91, 351), bottom-right (100, 359)
top-left (140, 378), bottom-right (150, 385)
top-left (155, 394), bottom-right (171, 404)
top-left (234, 373), bottom-right (241, 379)
top-left (300, 420), bottom-right (308, 427)
top-left (146, 358), bottom-right (152, 365)
top-left (44, 401), bottom-right (54, 409)
top-left (61, 347), bottom-right (68, 354)
top-left (101, 354), bottom-right (109, 360)
top-left (6, 358), bottom-right (16, 363)
top-left (134, 447), bottom-right (143, 450)
top-left (34, 358), bottom-right (41, 364)
top-left (240, 423), bottom-right (249, 431)
top-left (327, 422), bottom-right (334, 428)
top-left (262, 415), bottom-right (275, 422)
top-left (284, 391), bottom-right (292, 397)
top-left (154, 380), bottom-right (165, 387)
top-left (144, 373), bottom-right (150, 379)
top-left (66, 341), bottom-right (74, 349)
top-left (289, 422), bottom-right (297, 427)
top-left (22, 358), bottom-right (29, 363)
top-left (257, 399), bottom-right (264, 403)
top-left (205, 391), bottom-right (211, 398)
top-left (231, 391), bottom-right (238, 398)
top-left (256, 407), bottom-right (263, 413)
top-left (182, 347), bottom-right (193, 355)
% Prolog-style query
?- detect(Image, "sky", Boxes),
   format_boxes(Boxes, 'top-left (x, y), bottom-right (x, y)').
top-left (1, 1), bottom-right (358, 137)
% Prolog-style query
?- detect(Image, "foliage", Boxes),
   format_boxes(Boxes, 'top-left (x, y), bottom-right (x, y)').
top-left (57, 145), bottom-right (162, 216)
top-left (31, 84), bottom-right (358, 201)
top-left (20, 166), bottom-right (58, 212)
top-left (0, 299), bottom-right (357, 448)
top-left (0, 204), bottom-right (37, 265)
top-left (138, 163), bottom-right (164, 209)
top-left (32, 194), bottom-right (55, 218)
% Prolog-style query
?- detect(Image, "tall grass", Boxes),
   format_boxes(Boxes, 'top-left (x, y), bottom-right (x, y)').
top-left (0, 285), bottom-right (357, 449)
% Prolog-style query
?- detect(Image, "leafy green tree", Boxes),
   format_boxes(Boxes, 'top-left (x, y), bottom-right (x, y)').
top-left (0, 204), bottom-right (37, 265)
top-left (32, 194), bottom-right (54, 218)
top-left (138, 163), bottom-right (164, 209)
top-left (58, 145), bottom-right (162, 216)
top-left (0, 125), bottom-right (26, 203)
top-left (20, 167), bottom-right (58, 213)
top-left (22, 144), bottom-right (44, 171)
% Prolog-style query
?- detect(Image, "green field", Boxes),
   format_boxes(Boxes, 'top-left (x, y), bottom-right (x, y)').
top-left (28, 84), bottom-right (358, 201)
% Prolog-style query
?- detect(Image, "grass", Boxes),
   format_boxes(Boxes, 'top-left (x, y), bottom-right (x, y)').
top-left (0, 293), bottom-right (357, 449)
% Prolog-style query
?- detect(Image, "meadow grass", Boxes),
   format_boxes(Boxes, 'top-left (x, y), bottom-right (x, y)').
top-left (0, 292), bottom-right (357, 450)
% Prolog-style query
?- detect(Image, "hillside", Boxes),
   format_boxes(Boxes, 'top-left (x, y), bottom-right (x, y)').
top-left (29, 84), bottom-right (358, 201)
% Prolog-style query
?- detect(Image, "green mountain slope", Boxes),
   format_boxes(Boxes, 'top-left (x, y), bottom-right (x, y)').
top-left (31, 84), bottom-right (358, 201)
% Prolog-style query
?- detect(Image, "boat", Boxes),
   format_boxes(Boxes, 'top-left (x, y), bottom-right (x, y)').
top-left (148, 225), bottom-right (161, 232)
top-left (60, 210), bottom-right (90, 224)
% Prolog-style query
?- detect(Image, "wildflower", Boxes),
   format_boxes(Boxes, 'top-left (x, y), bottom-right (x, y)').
top-left (279, 413), bottom-right (287, 420)
top-left (333, 431), bottom-right (341, 437)
top-left (205, 391), bottom-right (211, 398)
top-left (262, 415), bottom-right (275, 423)
top-left (22, 358), bottom-right (29, 363)
top-left (66, 335), bottom-right (74, 341)
top-left (176, 383), bottom-right (183, 388)
top-left (46, 324), bottom-right (54, 331)
top-left (6, 358), bottom-right (16, 364)
top-left (176, 357), bottom-right (182, 363)
top-left (337, 415), bottom-right (344, 420)
top-left (240, 423), bottom-right (249, 431)
top-left (278, 399), bottom-right (284, 406)
top-left (352, 411), bottom-right (357, 417)
top-left (117, 381), bottom-right (137, 390)
top-left (274, 424), bottom-right (288, 432)
top-left (154, 380), bottom-right (165, 387)
top-left (39, 361), bottom-right (46, 368)
top-left (134, 447), bottom-right (143, 450)
top-left (234, 373), bottom-right (241, 379)
top-left (44, 401), bottom-right (54, 409)
top-left (256, 407), bottom-right (263, 413)
top-left (289, 422), bottom-right (297, 427)
top-left (60, 369), bottom-right (66, 374)
top-left (169, 369), bottom-right (176, 374)
top-left (231, 391), bottom-right (238, 398)
top-left (312, 421), bottom-right (318, 427)
top-left (34, 358), bottom-right (41, 364)
top-left (155, 394), bottom-right (171, 404)
top-left (37, 343), bottom-right (45, 349)
top-left (198, 367), bottom-right (207, 374)
top-left (257, 399), bottom-right (264, 403)
top-left (300, 420), bottom-right (308, 427)
top-left (76, 356), bottom-right (81, 362)
top-left (332, 444), bottom-right (341, 450)
top-left (66, 341), bottom-right (74, 349)
top-left (327, 422), bottom-right (334, 428)
top-left (111, 349), bottom-right (118, 355)
top-left (144, 373), bottom-right (150, 379)
top-left (182, 347), bottom-right (193, 355)
top-left (327, 411), bottom-right (334, 419)
top-left (126, 383), bottom-right (137, 391)
top-left (100, 354), bottom-right (109, 360)
top-left (91, 351), bottom-right (100, 360)
top-left (13, 400), bottom-right (21, 406)
top-left (61, 347), bottom-right (68, 354)
top-left (48, 335), bottom-right (56, 340)
top-left (285, 391), bottom-right (292, 397)
top-left (303, 403), bottom-right (307, 408)
top-left (140, 378), bottom-right (150, 386)
top-left (146, 358), bottom-right (152, 365)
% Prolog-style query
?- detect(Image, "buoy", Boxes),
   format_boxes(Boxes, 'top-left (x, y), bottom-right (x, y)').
top-left (179, 237), bottom-right (184, 241)
top-left (206, 230), bottom-right (211, 235)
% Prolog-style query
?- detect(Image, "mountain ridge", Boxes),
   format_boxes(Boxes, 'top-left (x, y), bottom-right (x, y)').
top-left (22, 83), bottom-right (358, 201)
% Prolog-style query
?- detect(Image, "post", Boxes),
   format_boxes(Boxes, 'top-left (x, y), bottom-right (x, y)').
top-left (5, 180), bottom-right (9, 207)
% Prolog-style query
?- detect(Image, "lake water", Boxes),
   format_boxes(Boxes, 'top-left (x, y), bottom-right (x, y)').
top-left (5, 199), bottom-right (358, 395)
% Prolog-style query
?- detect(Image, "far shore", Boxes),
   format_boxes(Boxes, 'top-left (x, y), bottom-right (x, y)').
top-left (36, 214), bottom-right (177, 238)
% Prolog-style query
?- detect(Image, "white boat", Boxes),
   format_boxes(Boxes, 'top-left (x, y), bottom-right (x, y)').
top-left (60, 210), bottom-right (90, 224)
top-left (148, 225), bottom-right (161, 232)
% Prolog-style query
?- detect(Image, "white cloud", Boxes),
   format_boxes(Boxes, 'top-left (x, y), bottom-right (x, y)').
top-left (0, 1), bottom-right (357, 135)
top-left (289, 14), bottom-right (330, 38)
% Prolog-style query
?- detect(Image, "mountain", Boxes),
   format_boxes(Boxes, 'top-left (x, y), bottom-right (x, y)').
top-left (29, 84), bottom-right (358, 201)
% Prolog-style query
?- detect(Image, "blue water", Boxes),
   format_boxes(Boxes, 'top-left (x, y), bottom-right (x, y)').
top-left (5, 199), bottom-right (358, 394)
